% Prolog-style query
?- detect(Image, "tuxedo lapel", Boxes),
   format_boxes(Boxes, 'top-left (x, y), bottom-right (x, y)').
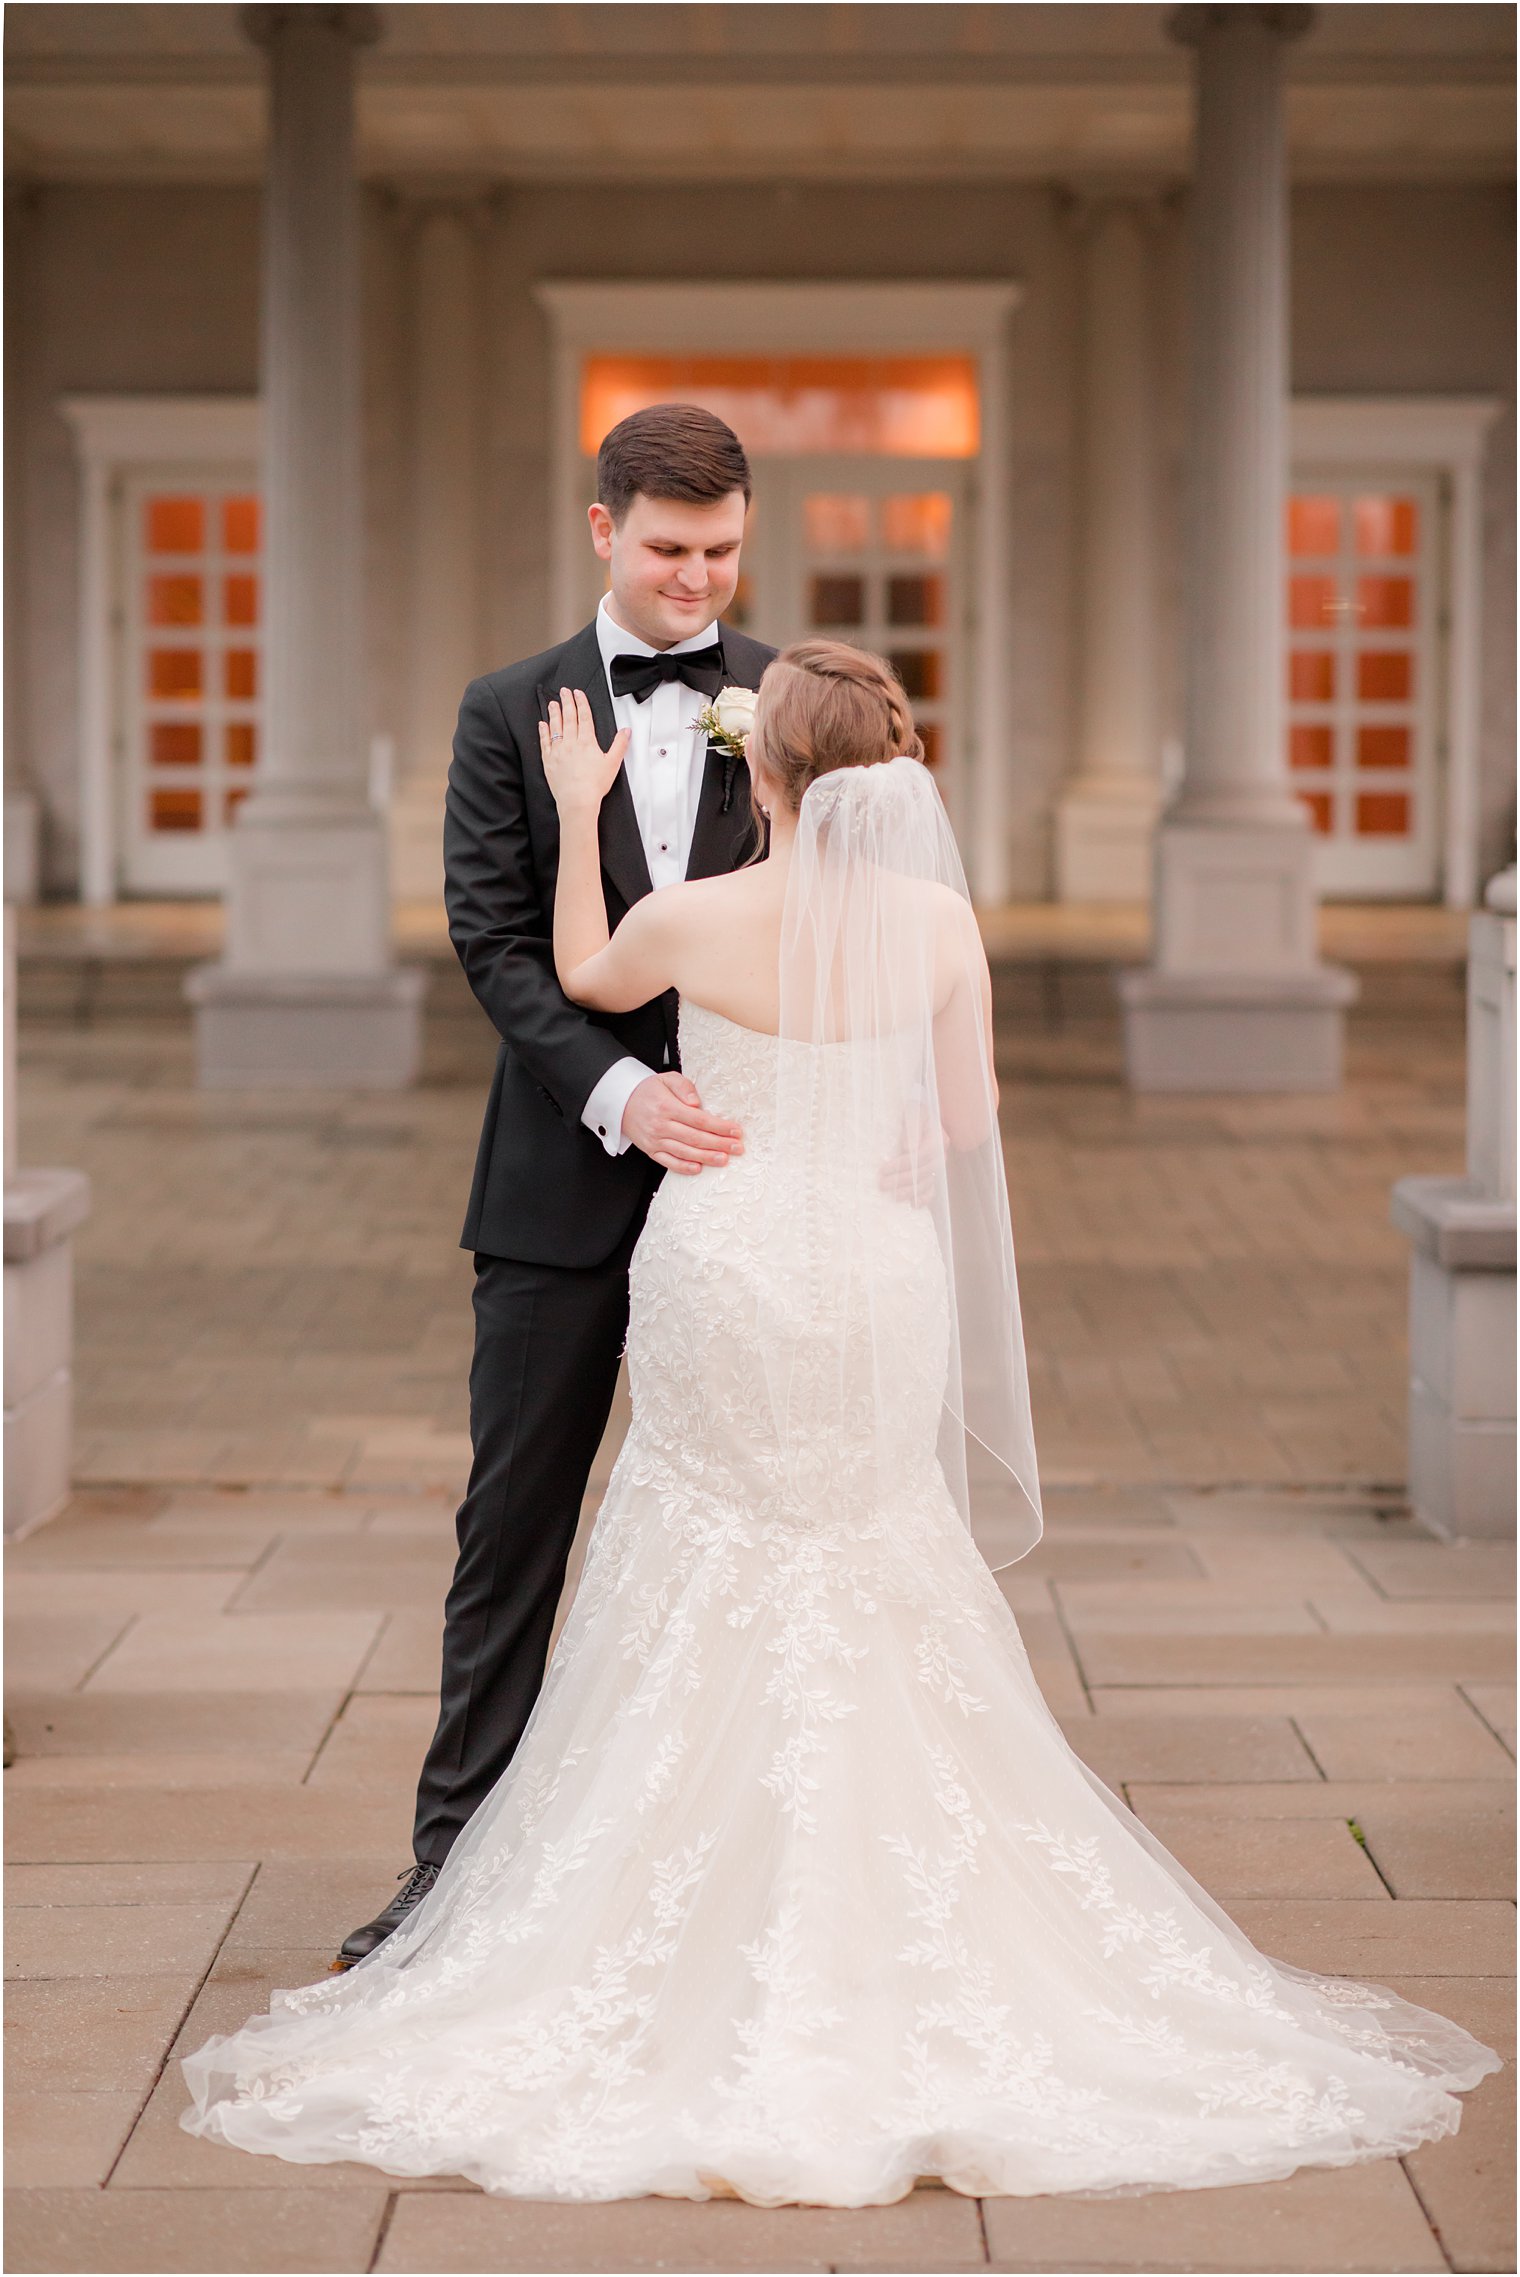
top-left (684, 623), bottom-right (772, 882)
top-left (537, 621), bottom-right (652, 910)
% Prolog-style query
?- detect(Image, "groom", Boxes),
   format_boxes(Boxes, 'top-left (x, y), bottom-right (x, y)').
top-left (338, 404), bottom-right (776, 1966)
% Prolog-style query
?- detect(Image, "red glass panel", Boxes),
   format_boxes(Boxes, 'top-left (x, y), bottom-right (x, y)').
top-left (223, 574), bottom-right (258, 627)
top-left (918, 721), bottom-right (942, 768)
top-left (804, 495), bottom-right (870, 553)
top-left (809, 574), bottom-right (865, 626)
top-left (147, 575), bottom-right (202, 627)
top-left (225, 723), bottom-right (257, 768)
top-left (888, 573), bottom-right (944, 628)
top-left (223, 496), bottom-right (260, 554)
top-left (148, 649), bottom-right (201, 699)
top-left (224, 785), bottom-right (251, 822)
top-left (881, 494), bottom-right (952, 558)
top-left (1357, 651), bottom-right (1413, 702)
top-left (1288, 651), bottom-right (1335, 701)
top-left (225, 649), bottom-right (258, 700)
top-left (149, 787), bottom-right (202, 832)
top-left (146, 497), bottom-right (204, 553)
top-left (1289, 725), bottom-right (1333, 771)
top-left (889, 650), bottom-right (941, 701)
top-left (1356, 792), bottom-right (1410, 837)
top-left (1356, 576), bottom-right (1413, 629)
top-left (1356, 726), bottom-right (1411, 771)
top-left (1297, 790), bottom-right (1333, 834)
top-left (149, 722), bottom-right (202, 769)
top-left (1289, 576), bottom-right (1340, 630)
top-left (1287, 496), bottom-right (1341, 556)
top-left (1354, 496), bottom-right (1418, 557)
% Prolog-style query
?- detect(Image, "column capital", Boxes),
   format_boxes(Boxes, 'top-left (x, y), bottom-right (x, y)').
top-left (240, 4), bottom-right (381, 49)
top-left (1168, 4), bottom-right (1314, 46)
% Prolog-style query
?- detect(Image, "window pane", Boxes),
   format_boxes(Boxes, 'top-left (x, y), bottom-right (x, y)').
top-left (725, 572), bottom-right (754, 631)
top-left (881, 494), bottom-right (951, 558)
top-left (223, 496), bottom-right (260, 554)
top-left (1287, 496), bottom-right (1341, 555)
top-left (889, 650), bottom-right (941, 701)
top-left (225, 785), bottom-right (251, 823)
top-left (1297, 790), bottom-right (1333, 834)
top-left (146, 497), bottom-right (204, 553)
top-left (580, 354), bottom-right (979, 458)
top-left (1356, 791), bottom-right (1410, 836)
top-left (223, 574), bottom-right (258, 627)
top-left (1289, 725), bottom-right (1334, 771)
top-left (1356, 576), bottom-right (1413, 629)
top-left (149, 786), bottom-right (202, 832)
top-left (1354, 496), bottom-right (1418, 557)
top-left (804, 495), bottom-right (871, 553)
top-left (225, 649), bottom-right (258, 700)
top-left (887, 573), bottom-right (944, 628)
top-left (147, 575), bottom-right (203, 627)
top-left (149, 722), bottom-right (202, 768)
top-left (1288, 651), bottom-right (1336, 701)
top-left (1356, 725), bottom-right (1411, 771)
top-left (809, 574), bottom-right (865, 627)
top-left (1288, 575), bottom-right (1340, 630)
top-left (917, 721), bottom-right (942, 768)
top-left (226, 723), bottom-right (257, 768)
top-left (1357, 651), bottom-right (1413, 702)
top-left (148, 649), bottom-right (201, 699)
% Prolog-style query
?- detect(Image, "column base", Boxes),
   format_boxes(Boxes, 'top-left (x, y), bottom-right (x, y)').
top-left (5, 1168), bottom-right (91, 1539)
top-left (185, 964), bottom-right (429, 1090)
top-left (1054, 782), bottom-right (1161, 903)
top-left (1117, 965), bottom-right (1358, 1091)
top-left (1391, 1176), bottom-right (1517, 1541)
top-left (388, 781), bottom-right (446, 906)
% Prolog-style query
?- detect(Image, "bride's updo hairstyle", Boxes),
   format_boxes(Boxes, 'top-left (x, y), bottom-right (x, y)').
top-left (749, 640), bottom-right (923, 830)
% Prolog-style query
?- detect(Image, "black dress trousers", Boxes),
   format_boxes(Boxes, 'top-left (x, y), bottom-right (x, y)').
top-left (411, 1213), bottom-right (646, 1867)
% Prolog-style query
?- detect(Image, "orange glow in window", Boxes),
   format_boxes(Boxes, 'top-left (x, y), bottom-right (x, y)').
top-left (580, 357), bottom-right (980, 459)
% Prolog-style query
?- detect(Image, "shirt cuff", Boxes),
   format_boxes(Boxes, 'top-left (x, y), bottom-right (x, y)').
top-left (582, 1057), bottom-right (653, 1157)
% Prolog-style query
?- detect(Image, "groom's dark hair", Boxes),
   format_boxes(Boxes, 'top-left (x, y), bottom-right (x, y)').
top-left (596, 404), bottom-right (752, 525)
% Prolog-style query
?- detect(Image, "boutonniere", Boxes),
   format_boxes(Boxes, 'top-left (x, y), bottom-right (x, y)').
top-left (695, 686), bottom-right (757, 812)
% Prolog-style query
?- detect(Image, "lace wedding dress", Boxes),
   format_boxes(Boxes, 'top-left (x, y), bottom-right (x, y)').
top-left (182, 995), bottom-right (1498, 2207)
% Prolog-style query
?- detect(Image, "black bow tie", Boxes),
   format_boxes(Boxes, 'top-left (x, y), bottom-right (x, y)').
top-left (608, 643), bottom-right (725, 704)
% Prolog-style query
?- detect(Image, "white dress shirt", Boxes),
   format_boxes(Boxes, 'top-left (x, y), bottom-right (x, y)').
top-left (580, 594), bottom-right (720, 1156)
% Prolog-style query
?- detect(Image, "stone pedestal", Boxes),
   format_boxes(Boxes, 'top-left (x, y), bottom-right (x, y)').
top-left (189, 4), bottom-right (423, 1089)
top-left (1056, 196), bottom-right (1163, 903)
top-left (5, 1168), bottom-right (90, 1537)
top-left (4, 787), bottom-right (40, 904)
top-left (1392, 870), bottom-right (1516, 1540)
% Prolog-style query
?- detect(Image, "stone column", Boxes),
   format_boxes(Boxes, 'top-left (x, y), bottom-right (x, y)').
top-left (186, 4), bottom-right (424, 1086)
top-left (1119, 4), bottom-right (1355, 1091)
top-left (4, 906), bottom-right (91, 1536)
top-left (388, 197), bottom-right (486, 905)
top-left (1055, 196), bottom-right (1164, 903)
top-left (1392, 867), bottom-right (1517, 1538)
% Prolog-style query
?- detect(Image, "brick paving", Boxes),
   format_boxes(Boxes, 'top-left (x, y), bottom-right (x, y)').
top-left (6, 928), bottom-right (1514, 2272)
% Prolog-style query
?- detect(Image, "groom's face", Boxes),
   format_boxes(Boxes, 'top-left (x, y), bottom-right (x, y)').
top-left (591, 490), bottom-right (748, 650)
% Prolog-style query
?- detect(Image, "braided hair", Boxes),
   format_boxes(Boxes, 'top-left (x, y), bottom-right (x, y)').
top-left (746, 641), bottom-right (924, 839)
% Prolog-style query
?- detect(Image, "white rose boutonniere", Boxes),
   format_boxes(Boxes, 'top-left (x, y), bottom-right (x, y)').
top-left (695, 685), bottom-right (757, 758)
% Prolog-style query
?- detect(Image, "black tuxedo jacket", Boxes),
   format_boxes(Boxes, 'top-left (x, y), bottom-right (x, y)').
top-left (445, 616), bottom-right (777, 1266)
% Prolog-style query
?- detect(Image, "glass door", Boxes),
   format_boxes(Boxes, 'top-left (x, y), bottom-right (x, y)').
top-left (118, 472), bottom-right (264, 894)
top-left (1285, 472), bottom-right (1443, 898)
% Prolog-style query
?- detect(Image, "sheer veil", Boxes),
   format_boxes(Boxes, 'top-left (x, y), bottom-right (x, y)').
top-left (766, 754), bottom-right (1042, 1575)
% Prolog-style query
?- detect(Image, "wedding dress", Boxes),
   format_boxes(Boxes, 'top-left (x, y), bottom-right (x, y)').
top-left (181, 764), bottom-right (1498, 2207)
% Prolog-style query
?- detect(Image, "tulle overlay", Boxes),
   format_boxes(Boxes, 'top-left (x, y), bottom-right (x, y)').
top-left (181, 1005), bottom-right (1498, 2204)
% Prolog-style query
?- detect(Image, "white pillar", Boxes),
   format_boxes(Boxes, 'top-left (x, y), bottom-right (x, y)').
top-left (4, 906), bottom-right (91, 1536)
top-left (389, 198), bottom-right (486, 905)
top-left (1055, 197), bottom-right (1164, 903)
top-left (1392, 867), bottom-right (1517, 1539)
top-left (1119, 3), bottom-right (1355, 1092)
top-left (186, 3), bottom-right (424, 1087)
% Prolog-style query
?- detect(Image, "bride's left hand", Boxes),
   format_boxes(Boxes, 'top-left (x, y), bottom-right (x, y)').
top-left (539, 688), bottom-right (630, 816)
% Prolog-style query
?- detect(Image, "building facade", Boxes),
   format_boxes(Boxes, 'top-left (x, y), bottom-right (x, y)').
top-left (5, 2), bottom-right (1515, 916)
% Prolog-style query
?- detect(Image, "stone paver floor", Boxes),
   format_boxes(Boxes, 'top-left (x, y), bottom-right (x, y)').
top-left (7, 933), bottom-right (1513, 2271)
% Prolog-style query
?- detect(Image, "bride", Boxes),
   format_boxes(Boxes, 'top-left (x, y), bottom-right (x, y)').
top-left (181, 639), bottom-right (1497, 2207)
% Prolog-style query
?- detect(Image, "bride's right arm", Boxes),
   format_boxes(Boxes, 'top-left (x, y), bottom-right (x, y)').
top-left (541, 687), bottom-right (685, 1014)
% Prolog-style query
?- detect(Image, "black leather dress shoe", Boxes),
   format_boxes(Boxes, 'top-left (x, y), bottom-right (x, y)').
top-left (333, 1862), bottom-right (441, 1971)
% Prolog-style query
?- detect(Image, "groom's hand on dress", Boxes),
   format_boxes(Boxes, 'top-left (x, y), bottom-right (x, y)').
top-left (623, 1072), bottom-right (744, 1176)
